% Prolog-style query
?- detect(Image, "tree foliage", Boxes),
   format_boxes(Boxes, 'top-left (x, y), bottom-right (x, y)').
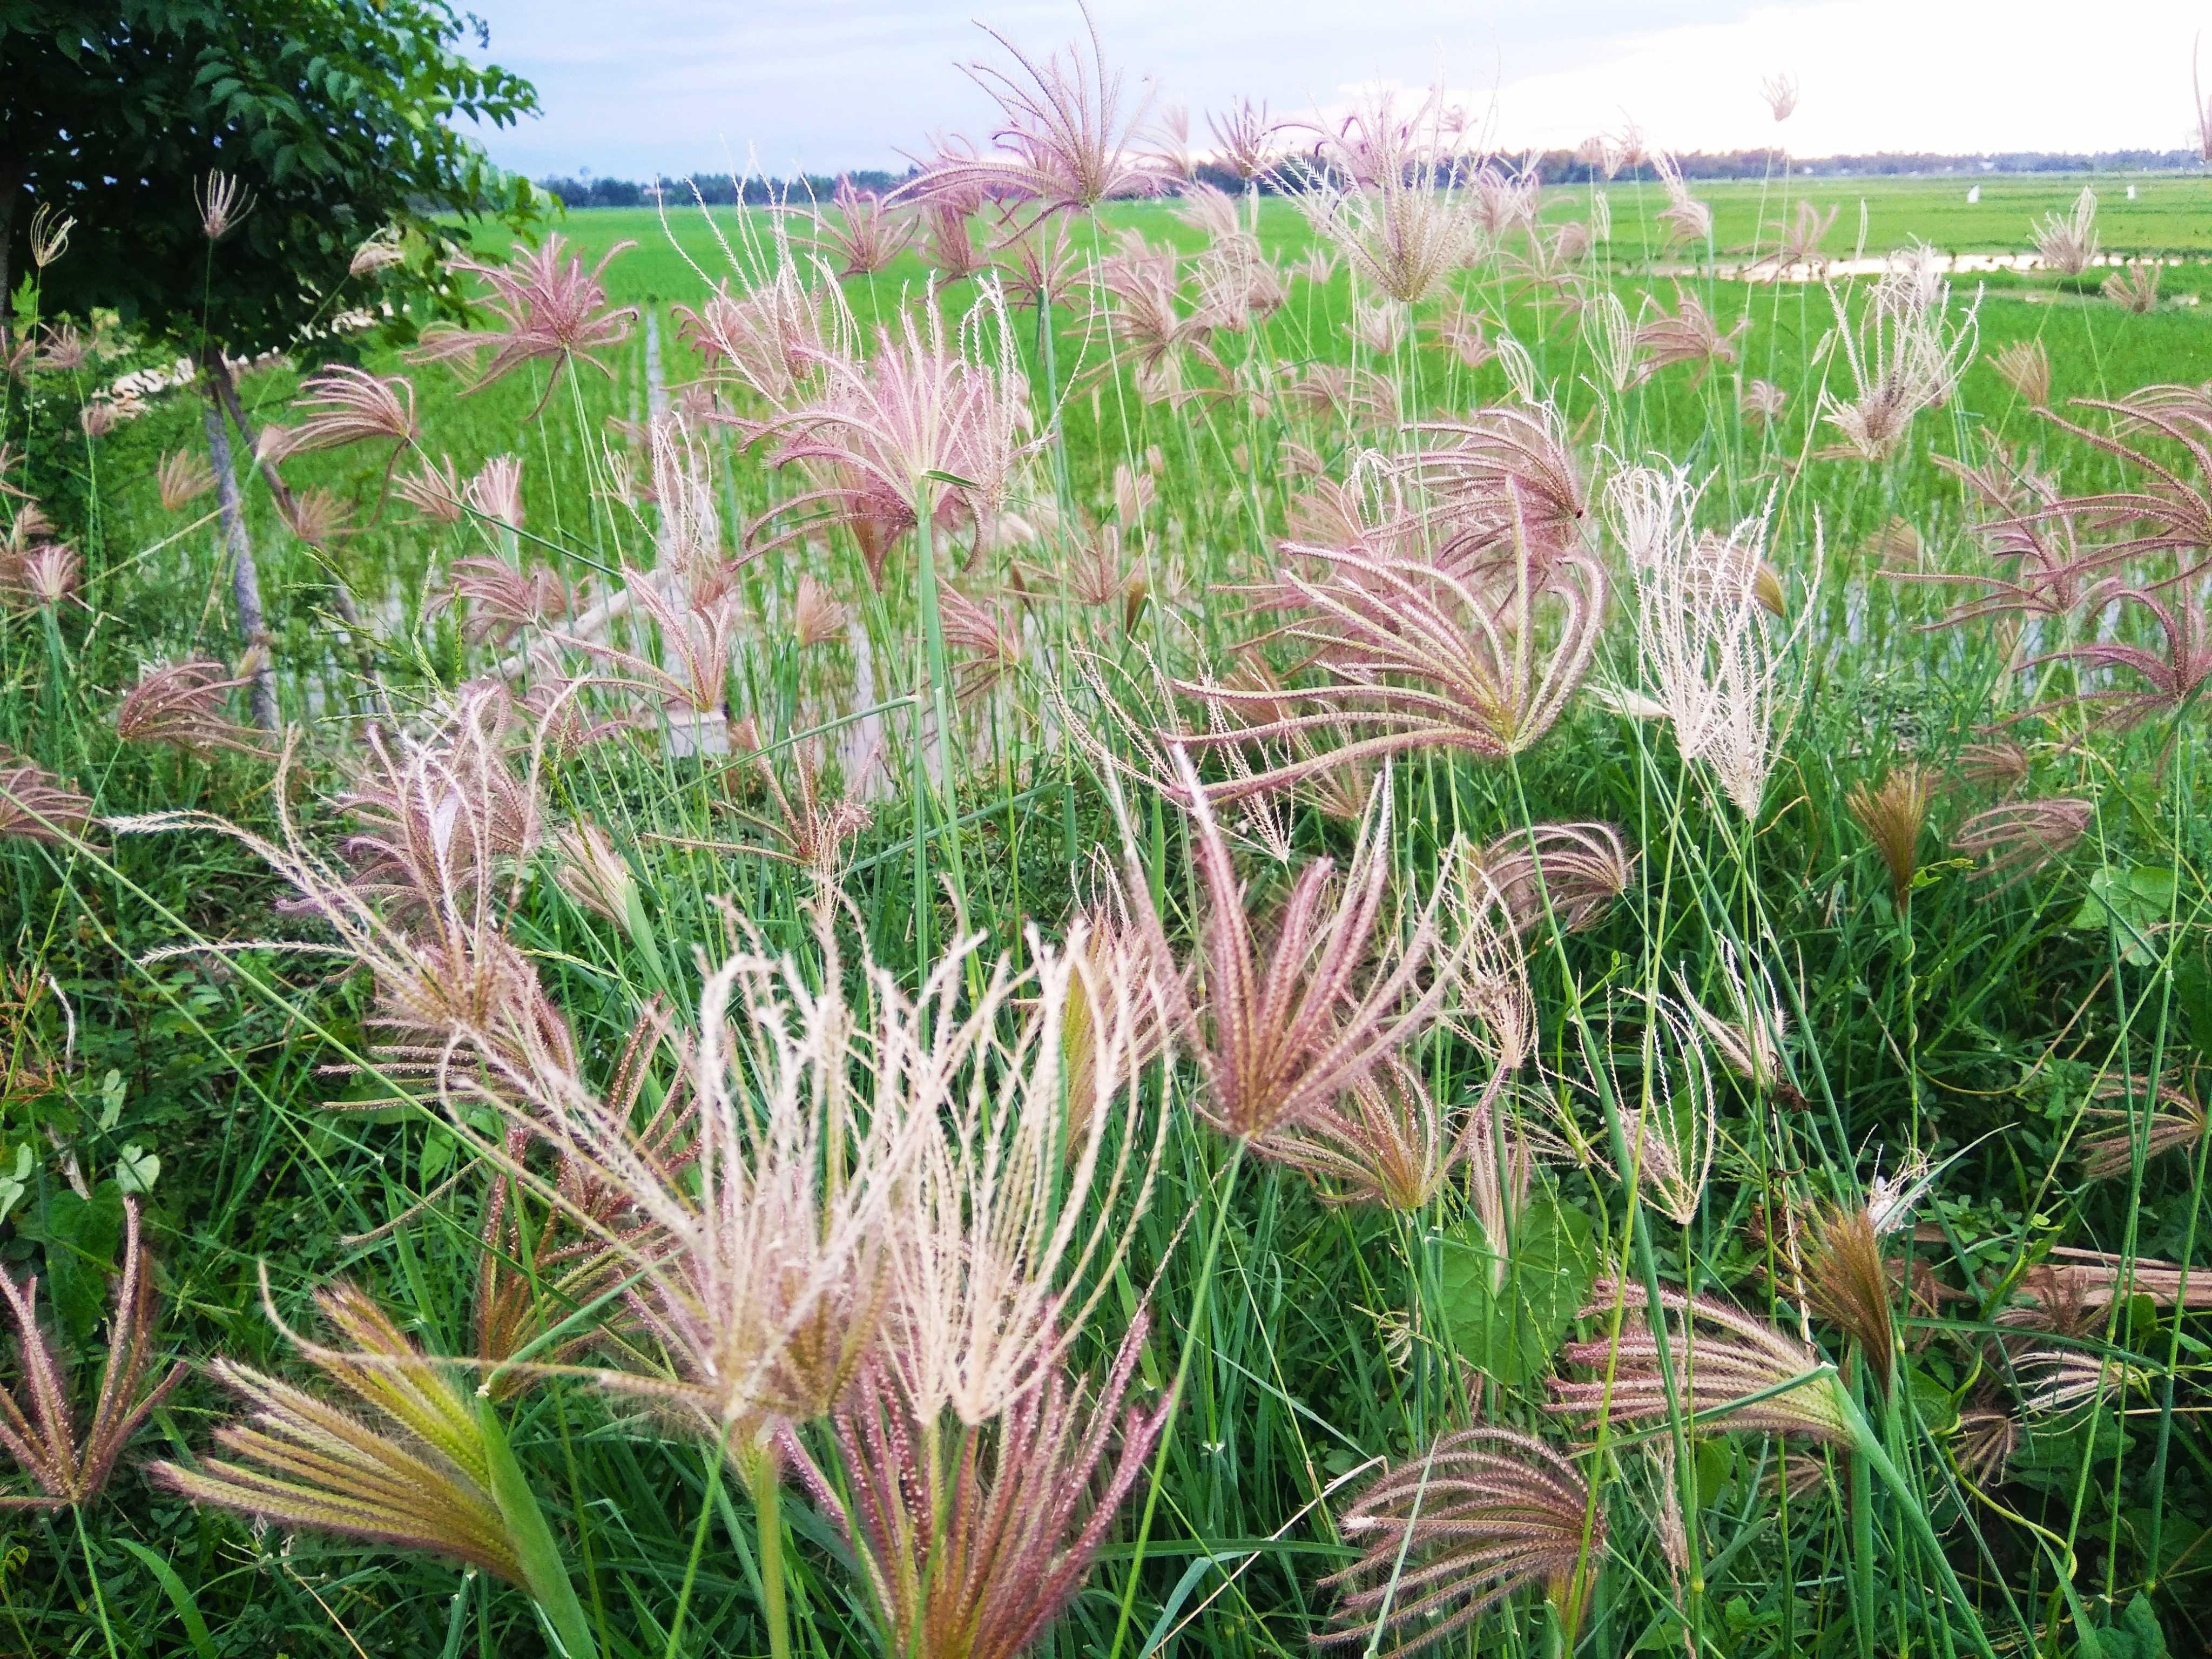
top-left (1, 0), bottom-right (543, 356)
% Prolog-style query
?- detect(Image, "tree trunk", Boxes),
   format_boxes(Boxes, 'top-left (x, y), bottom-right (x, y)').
top-left (203, 395), bottom-right (280, 730)
top-left (205, 352), bottom-right (388, 726)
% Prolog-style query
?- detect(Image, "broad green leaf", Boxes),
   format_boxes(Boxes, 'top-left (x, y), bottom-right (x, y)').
top-left (40, 1183), bottom-right (125, 1343)
top-left (2069, 866), bottom-right (2178, 966)
top-left (1436, 1188), bottom-right (1597, 1386)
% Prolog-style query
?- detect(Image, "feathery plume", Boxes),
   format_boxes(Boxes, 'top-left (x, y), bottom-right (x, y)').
top-left (409, 235), bottom-right (639, 412)
top-left (1550, 1282), bottom-right (1851, 1444)
top-left (1319, 1429), bottom-right (1604, 1656)
top-left (264, 365), bottom-right (416, 463)
top-left (1846, 764), bottom-right (1937, 907)
top-left (911, 4), bottom-right (1162, 211)
top-left (1675, 938), bottom-right (1790, 1094)
top-left (1613, 465), bottom-right (1813, 817)
top-left (0, 751), bottom-right (92, 845)
top-left (819, 1317), bottom-right (1166, 1659)
top-left (1952, 798), bottom-right (2092, 886)
top-left (0, 1199), bottom-right (182, 1509)
top-left (1122, 756), bottom-right (1455, 1141)
top-left (2029, 188), bottom-right (2099, 276)
top-left (154, 1283), bottom-right (530, 1582)
top-left (1208, 98), bottom-right (1282, 179)
top-left (812, 177), bottom-right (917, 277)
top-left (1991, 339), bottom-right (2052, 409)
top-left (1762, 72), bottom-right (1800, 122)
top-left (396, 455), bottom-right (465, 523)
top-left (551, 821), bottom-right (640, 926)
top-left (27, 204), bottom-right (73, 269)
top-left (462, 455), bottom-right (527, 530)
top-left (115, 660), bottom-right (273, 759)
top-left (1470, 821), bottom-right (1637, 937)
top-left (792, 572), bottom-right (851, 649)
top-left (2103, 262), bottom-right (2161, 314)
top-left (156, 449), bottom-right (216, 512)
top-left (888, 926), bottom-right (1166, 1427)
top-left (2076, 1075), bottom-right (2207, 1182)
top-left (195, 170), bottom-right (255, 241)
top-left (1739, 379), bottom-right (1789, 426)
top-left (1818, 245), bottom-right (1979, 460)
top-left (1652, 154), bottom-right (1712, 247)
top-left (1630, 292), bottom-right (1745, 387)
top-left (349, 227), bottom-right (406, 277)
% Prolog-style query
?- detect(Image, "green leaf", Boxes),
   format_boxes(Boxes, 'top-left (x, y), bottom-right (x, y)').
top-left (1437, 1188), bottom-right (1597, 1386)
top-left (114, 1540), bottom-right (219, 1659)
top-left (2088, 1594), bottom-right (2171, 1659)
top-left (477, 1399), bottom-right (599, 1659)
top-left (2069, 867), bottom-right (2178, 966)
top-left (115, 1144), bottom-right (161, 1196)
top-left (40, 1183), bottom-right (125, 1343)
top-left (2172, 947), bottom-right (2212, 1061)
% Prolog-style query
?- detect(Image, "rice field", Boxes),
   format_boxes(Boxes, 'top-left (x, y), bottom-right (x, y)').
top-left (4, 42), bottom-right (2212, 1659)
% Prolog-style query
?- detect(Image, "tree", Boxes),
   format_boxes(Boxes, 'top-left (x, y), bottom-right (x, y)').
top-left (2, 0), bottom-right (543, 722)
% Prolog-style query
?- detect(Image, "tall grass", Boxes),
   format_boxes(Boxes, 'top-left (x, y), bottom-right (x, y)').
top-left (2, 44), bottom-right (2209, 1659)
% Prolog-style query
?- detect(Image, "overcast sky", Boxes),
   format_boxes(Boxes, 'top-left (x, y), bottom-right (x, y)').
top-left (461, 0), bottom-right (2212, 180)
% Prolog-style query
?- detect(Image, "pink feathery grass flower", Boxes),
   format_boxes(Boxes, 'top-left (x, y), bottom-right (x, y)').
top-left (1818, 245), bottom-right (1979, 461)
top-left (1652, 153), bottom-right (1712, 247)
top-left (811, 1316), bottom-right (1166, 1659)
top-left (195, 170), bottom-right (255, 241)
top-left (156, 449), bottom-right (215, 512)
top-left (2076, 1074), bottom-right (2207, 1182)
top-left (0, 750), bottom-right (92, 845)
top-left (1630, 292), bottom-right (1746, 387)
top-left (2029, 578), bottom-right (2212, 732)
top-left (991, 210), bottom-right (1087, 312)
top-left (462, 455), bottom-right (526, 530)
top-left (435, 557), bottom-right (572, 647)
top-left (1176, 491), bottom-right (1605, 806)
top-left (759, 299), bottom-right (1039, 558)
top-left (1549, 1282), bottom-right (1851, 1445)
top-left (264, 365), bottom-right (417, 464)
top-left (1119, 753), bottom-right (1457, 1141)
top-left (811, 177), bottom-right (918, 278)
top-left (396, 455), bottom-right (466, 524)
top-left (1318, 1428), bottom-right (1604, 1657)
top-left (884, 928), bottom-right (1168, 1428)
top-left (1470, 821), bottom-right (1638, 936)
top-left (409, 235), bottom-right (639, 414)
top-left (1952, 798), bottom-right (2093, 886)
top-left (1, 541), bottom-right (82, 611)
top-left (115, 660), bottom-right (273, 759)
top-left (0, 1199), bottom-right (183, 1510)
top-left (1611, 465), bottom-right (1815, 819)
top-left (908, 4), bottom-right (1163, 214)
top-left (2030, 187), bottom-right (2099, 276)
top-left (1399, 407), bottom-right (1589, 577)
top-left (1208, 97), bottom-right (1283, 180)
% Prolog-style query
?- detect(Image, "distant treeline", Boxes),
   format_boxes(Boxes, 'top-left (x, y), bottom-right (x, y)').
top-left (537, 149), bottom-right (2206, 207)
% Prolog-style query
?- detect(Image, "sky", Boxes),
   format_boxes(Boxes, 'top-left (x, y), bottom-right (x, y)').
top-left (460, 0), bottom-right (2212, 180)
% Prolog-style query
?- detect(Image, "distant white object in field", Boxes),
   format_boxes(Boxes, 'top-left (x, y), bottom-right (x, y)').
top-left (2128, 184), bottom-right (2139, 200)
top-left (1967, 186), bottom-right (1981, 204)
